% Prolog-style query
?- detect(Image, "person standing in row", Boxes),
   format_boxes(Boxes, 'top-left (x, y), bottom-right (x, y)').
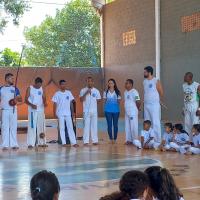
top-left (143, 66), bottom-right (163, 143)
top-left (124, 79), bottom-right (141, 145)
top-left (103, 79), bottom-right (121, 144)
top-left (183, 72), bottom-right (200, 141)
top-left (0, 73), bottom-right (22, 150)
top-left (25, 77), bottom-right (47, 148)
top-left (52, 80), bottom-right (78, 147)
top-left (80, 77), bottom-right (101, 145)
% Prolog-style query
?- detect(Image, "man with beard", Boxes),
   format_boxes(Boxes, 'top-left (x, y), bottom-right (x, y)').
top-left (143, 66), bottom-right (163, 143)
top-left (0, 73), bottom-right (22, 150)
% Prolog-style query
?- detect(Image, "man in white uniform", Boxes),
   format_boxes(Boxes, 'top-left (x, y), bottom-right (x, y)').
top-left (0, 73), bottom-right (22, 150)
top-left (25, 77), bottom-right (47, 148)
top-left (143, 66), bottom-right (163, 142)
top-left (183, 72), bottom-right (200, 140)
top-left (80, 77), bottom-right (101, 145)
top-left (52, 80), bottom-right (78, 147)
top-left (124, 79), bottom-right (141, 145)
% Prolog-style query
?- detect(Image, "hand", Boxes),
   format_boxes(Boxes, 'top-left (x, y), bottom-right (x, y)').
top-left (31, 104), bottom-right (37, 109)
top-left (182, 110), bottom-right (185, 116)
top-left (196, 108), bottom-right (200, 116)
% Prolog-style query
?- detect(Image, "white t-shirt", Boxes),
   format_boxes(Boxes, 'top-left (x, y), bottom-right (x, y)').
top-left (174, 133), bottom-right (189, 144)
top-left (79, 87), bottom-right (101, 114)
top-left (183, 81), bottom-right (199, 107)
top-left (52, 90), bottom-right (74, 117)
top-left (141, 128), bottom-right (155, 143)
top-left (192, 133), bottom-right (200, 147)
top-left (162, 132), bottom-right (173, 144)
top-left (0, 86), bottom-right (20, 110)
top-left (28, 86), bottom-right (44, 112)
top-left (124, 89), bottom-right (140, 116)
top-left (143, 77), bottom-right (160, 104)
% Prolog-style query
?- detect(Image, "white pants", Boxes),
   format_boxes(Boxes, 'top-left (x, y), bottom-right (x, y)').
top-left (83, 112), bottom-right (98, 144)
top-left (27, 110), bottom-right (46, 146)
top-left (189, 146), bottom-right (200, 154)
top-left (1, 109), bottom-right (18, 148)
top-left (134, 139), bottom-right (157, 149)
top-left (169, 142), bottom-right (190, 153)
top-left (184, 105), bottom-right (199, 141)
top-left (125, 114), bottom-right (138, 143)
top-left (144, 103), bottom-right (161, 142)
top-left (58, 116), bottom-right (77, 145)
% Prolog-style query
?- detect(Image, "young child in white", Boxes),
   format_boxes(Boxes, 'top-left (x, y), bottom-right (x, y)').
top-left (134, 120), bottom-right (157, 149)
top-left (169, 124), bottom-right (190, 153)
top-left (159, 123), bottom-right (173, 151)
top-left (80, 77), bottom-right (101, 145)
top-left (52, 80), bottom-right (78, 147)
top-left (124, 79), bottom-right (141, 146)
top-left (182, 124), bottom-right (200, 155)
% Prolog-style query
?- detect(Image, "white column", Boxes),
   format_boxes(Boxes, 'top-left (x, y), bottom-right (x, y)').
top-left (155, 0), bottom-right (161, 80)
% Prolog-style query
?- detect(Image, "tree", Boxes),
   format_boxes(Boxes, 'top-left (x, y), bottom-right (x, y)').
top-left (0, 48), bottom-right (26, 67)
top-left (0, 0), bottom-right (29, 33)
top-left (24, 0), bottom-right (100, 67)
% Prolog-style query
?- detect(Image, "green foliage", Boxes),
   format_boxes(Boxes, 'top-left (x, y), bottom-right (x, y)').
top-left (24, 0), bottom-right (101, 67)
top-left (0, 48), bottom-right (26, 67)
top-left (0, 0), bottom-right (29, 33)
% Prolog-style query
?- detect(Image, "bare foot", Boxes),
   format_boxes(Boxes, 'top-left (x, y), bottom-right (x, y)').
top-left (2, 147), bottom-right (8, 151)
top-left (84, 143), bottom-right (89, 146)
top-left (73, 144), bottom-right (79, 148)
top-left (124, 141), bottom-right (132, 145)
top-left (93, 143), bottom-right (99, 146)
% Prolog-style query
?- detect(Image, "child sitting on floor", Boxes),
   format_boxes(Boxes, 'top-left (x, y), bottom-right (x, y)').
top-left (159, 122), bottom-right (173, 151)
top-left (169, 124), bottom-right (190, 153)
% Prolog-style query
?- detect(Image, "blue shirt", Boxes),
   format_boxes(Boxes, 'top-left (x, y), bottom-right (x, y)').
top-left (103, 90), bottom-right (121, 113)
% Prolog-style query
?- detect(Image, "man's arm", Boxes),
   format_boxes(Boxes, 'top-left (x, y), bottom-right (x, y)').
top-left (198, 85), bottom-right (200, 107)
top-left (53, 102), bottom-right (57, 118)
top-left (25, 87), bottom-right (36, 109)
top-left (156, 80), bottom-right (164, 100)
top-left (42, 88), bottom-right (48, 107)
top-left (136, 100), bottom-right (141, 111)
top-left (141, 136), bottom-right (144, 148)
top-left (80, 89), bottom-right (90, 102)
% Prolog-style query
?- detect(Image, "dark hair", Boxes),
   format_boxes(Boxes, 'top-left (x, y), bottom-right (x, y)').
top-left (59, 79), bottom-right (66, 85)
top-left (164, 123), bottom-right (173, 131)
top-left (145, 166), bottom-right (182, 200)
top-left (126, 79), bottom-right (134, 86)
top-left (174, 123), bottom-right (188, 134)
top-left (144, 66), bottom-right (153, 75)
top-left (99, 192), bottom-right (128, 200)
top-left (119, 170), bottom-right (149, 199)
top-left (192, 124), bottom-right (200, 132)
top-left (185, 72), bottom-right (193, 78)
top-left (5, 73), bottom-right (13, 80)
top-left (86, 76), bottom-right (93, 81)
top-left (30, 170), bottom-right (60, 200)
top-left (144, 120), bottom-right (151, 126)
top-left (35, 77), bottom-right (43, 84)
top-left (106, 78), bottom-right (121, 97)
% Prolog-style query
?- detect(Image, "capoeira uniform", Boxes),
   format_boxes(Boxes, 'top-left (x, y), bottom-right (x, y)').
top-left (143, 78), bottom-right (161, 142)
top-left (169, 132), bottom-right (190, 153)
top-left (188, 133), bottom-right (200, 154)
top-left (183, 82), bottom-right (200, 140)
top-left (27, 86), bottom-right (46, 146)
top-left (80, 87), bottom-right (101, 144)
top-left (0, 86), bottom-right (20, 148)
top-left (124, 89), bottom-right (140, 144)
top-left (134, 128), bottom-right (156, 149)
top-left (52, 90), bottom-right (77, 145)
top-left (162, 132), bottom-right (173, 150)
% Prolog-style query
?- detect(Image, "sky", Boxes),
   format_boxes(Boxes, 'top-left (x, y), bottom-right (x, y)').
top-left (0, 0), bottom-right (71, 52)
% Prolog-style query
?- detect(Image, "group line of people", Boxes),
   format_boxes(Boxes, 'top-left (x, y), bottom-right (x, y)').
top-left (0, 66), bottom-right (199, 153)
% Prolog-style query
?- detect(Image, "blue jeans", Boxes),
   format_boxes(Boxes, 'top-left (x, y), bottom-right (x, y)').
top-left (105, 112), bottom-right (120, 140)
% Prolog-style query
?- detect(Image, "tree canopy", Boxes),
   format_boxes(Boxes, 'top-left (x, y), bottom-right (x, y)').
top-left (24, 0), bottom-right (101, 67)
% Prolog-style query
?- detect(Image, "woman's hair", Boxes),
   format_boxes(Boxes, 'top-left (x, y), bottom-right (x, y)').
top-left (30, 170), bottom-right (60, 200)
top-left (174, 124), bottom-right (188, 135)
top-left (145, 166), bottom-right (182, 200)
top-left (99, 191), bottom-right (129, 200)
top-left (106, 78), bottom-right (121, 97)
top-left (192, 124), bottom-right (200, 132)
top-left (119, 170), bottom-right (149, 199)
top-left (164, 122), bottom-right (173, 131)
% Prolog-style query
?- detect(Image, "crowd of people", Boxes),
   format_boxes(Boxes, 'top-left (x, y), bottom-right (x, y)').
top-left (30, 166), bottom-right (184, 200)
top-left (0, 66), bottom-right (199, 154)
